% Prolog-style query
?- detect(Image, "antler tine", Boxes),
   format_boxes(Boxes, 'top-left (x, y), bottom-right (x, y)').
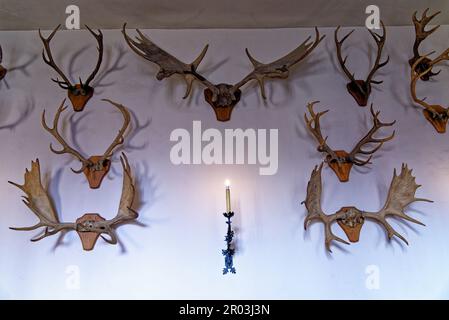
top-left (335, 26), bottom-right (356, 81)
top-left (364, 164), bottom-right (432, 245)
top-left (410, 53), bottom-right (438, 112)
top-left (39, 25), bottom-right (72, 88)
top-left (9, 159), bottom-right (77, 242)
top-left (411, 49), bottom-right (449, 115)
top-left (412, 8), bottom-right (441, 42)
top-left (84, 25), bottom-right (103, 87)
top-left (304, 101), bottom-right (329, 143)
top-left (349, 104), bottom-right (395, 166)
top-left (304, 102), bottom-right (339, 161)
top-left (303, 164), bottom-right (350, 252)
top-left (366, 21), bottom-right (389, 84)
top-left (41, 99), bottom-right (90, 173)
top-left (100, 100), bottom-right (131, 161)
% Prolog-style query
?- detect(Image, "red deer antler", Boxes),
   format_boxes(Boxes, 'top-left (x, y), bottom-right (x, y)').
top-left (335, 21), bottom-right (389, 106)
top-left (409, 8), bottom-right (442, 80)
top-left (39, 25), bottom-right (103, 111)
top-left (42, 99), bottom-right (130, 188)
top-left (303, 164), bottom-right (431, 252)
top-left (304, 101), bottom-right (395, 182)
top-left (123, 24), bottom-right (323, 121)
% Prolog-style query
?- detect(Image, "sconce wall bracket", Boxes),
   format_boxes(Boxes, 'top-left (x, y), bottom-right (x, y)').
top-left (222, 211), bottom-right (236, 275)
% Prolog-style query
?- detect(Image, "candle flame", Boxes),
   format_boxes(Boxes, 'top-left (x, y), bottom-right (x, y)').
top-left (224, 179), bottom-right (231, 187)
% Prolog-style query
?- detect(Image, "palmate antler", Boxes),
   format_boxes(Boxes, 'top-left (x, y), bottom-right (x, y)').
top-left (122, 24), bottom-right (323, 121)
top-left (335, 21), bottom-right (389, 106)
top-left (8, 159), bottom-right (76, 241)
top-left (39, 25), bottom-right (103, 111)
top-left (363, 164), bottom-right (432, 245)
top-left (409, 8), bottom-right (442, 80)
top-left (303, 164), bottom-right (350, 252)
top-left (304, 101), bottom-right (395, 182)
top-left (42, 99), bottom-right (131, 188)
top-left (303, 164), bottom-right (432, 252)
top-left (410, 48), bottom-right (449, 133)
top-left (9, 153), bottom-right (138, 250)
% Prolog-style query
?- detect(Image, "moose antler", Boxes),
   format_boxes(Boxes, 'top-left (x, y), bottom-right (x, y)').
top-left (39, 25), bottom-right (104, 111)
top-left (122, 24), bottom-right (323, 121)
top-left (304, 101), bottom-right (395, 182)
top-left (335, 21), bottom-right (389, 106)
top-left (9, 154), bottom-right (138, 250)
top-left (231, 27), bottom-right (324, 99)
top-left (0, 44), bottom-right (7, 81)
top-left (303, 164), bottom-right (350, 252)
top-left (363, 164), bottom-right (431, 245)
top-left (409, 8), bottom-right (442, 80)
top-left (8, 159), bottom-right (77, 241)
top-left (303, 163), bottom-right (431, 252)
top-left (410, 49), bottom-right (449, 133)
top-left (42, 99), bottom-right (131, 188)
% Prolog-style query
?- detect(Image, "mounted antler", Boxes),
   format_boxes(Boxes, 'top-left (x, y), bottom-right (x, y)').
top-left (123, 24), bottom-right (323, 121)
top-left (304, 101), bottom-right (395, 182)
top-left (0, 45), bottom-right (7, 81)
top-left (303, 164), bottom-right (431, 252)
top-left (9, 159), bottom-right (76, 241)
top-left (9, 154), bottom-right (138, 251)
top-left (409, 8), bottom-right (442, 81)
top-left (39, 24), bottom-right (103, 111)
top-left (410, 49), bottom-right (449, 133)
top-left (42, 99), bottom-right (130, 188)
top-left (335, 21), bottom-right (389, 106)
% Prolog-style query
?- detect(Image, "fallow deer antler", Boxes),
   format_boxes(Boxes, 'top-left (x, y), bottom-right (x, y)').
top-left (9, 153), bottom-right (138, 250)
top-left (304, 101), bottom-right (395, 182)
top-left (39, 25), bottom-right (104, 111)
top-left (122, 24), bottom-right (323, 121)
top-left (410, 49), bottom-right (449, 133)
top-left (42, 99), bottom-right (131, 188)
top-left (303, 163), bottom-right (431, 252)
top-left (409, 8), bottom-right (442, 80)
top-left (335, 21), bottom-right (389, 106)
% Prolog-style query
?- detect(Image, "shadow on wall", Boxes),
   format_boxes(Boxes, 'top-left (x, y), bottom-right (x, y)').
top-left (92, 44), bottom-right (128, 93)
top-left (0, 95), bottom-right (35, 131)
top-left (0, 47), bottom-right (37, 90)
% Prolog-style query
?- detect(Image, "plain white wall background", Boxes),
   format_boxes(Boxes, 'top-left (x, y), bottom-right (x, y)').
top-left (0, 25), bottom-right (448, 299)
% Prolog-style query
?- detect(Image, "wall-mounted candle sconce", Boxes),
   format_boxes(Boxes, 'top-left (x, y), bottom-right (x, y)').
top-left (222, 180), bottom-right (236, 275)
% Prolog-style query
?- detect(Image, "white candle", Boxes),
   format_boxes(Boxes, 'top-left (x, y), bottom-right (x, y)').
top-left (225, 180), bottom-right (231, 212)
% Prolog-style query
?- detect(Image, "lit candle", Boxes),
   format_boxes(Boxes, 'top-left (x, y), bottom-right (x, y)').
top-left (224, 180), bottom-right (231, 212)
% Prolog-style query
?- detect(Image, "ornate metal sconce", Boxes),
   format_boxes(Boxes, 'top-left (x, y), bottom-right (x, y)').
top-left (222, 211), bottom-right (236, 274)
top-left (222, 181), bottom-right (236, 274)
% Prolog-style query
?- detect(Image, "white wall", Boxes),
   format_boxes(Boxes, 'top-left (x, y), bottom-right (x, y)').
top-left (0, 25), bottom-right (448, 299)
